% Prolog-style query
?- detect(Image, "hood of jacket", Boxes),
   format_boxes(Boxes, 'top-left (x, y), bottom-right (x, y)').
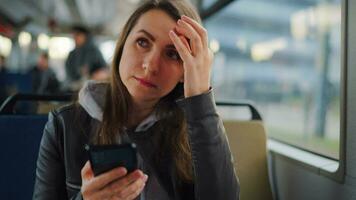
top-left (78, 80), bottom-right (158, 131)
top-left (78, 80), bottom-right (107, 121)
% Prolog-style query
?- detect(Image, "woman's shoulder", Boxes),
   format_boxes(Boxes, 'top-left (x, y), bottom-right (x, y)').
top-left (50, 102), bottom-right (90, 123)
top-left (47, 102), bottom-right (96, 140)
top-left (52, 102), bottom-right (80, 116)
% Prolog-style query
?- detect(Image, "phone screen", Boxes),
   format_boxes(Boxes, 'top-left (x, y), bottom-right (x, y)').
top-left (86, 143), bottom-right (138, 176)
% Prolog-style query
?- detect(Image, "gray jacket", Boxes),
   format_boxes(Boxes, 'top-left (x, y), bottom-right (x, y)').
top-left (33, 82), bottom-right (240, 200)
top-left (65, 38), bottom-right (106, 82)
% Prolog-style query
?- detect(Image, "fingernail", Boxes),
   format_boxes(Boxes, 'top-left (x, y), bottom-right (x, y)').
top-left (169, 30), bottom-right (176, 36)
top-left (182, 15), bottom-right (189, 20)
top-left (119, 167), bottom-right (127, 174)
top-left (143, 174), bottom-right (148, 182)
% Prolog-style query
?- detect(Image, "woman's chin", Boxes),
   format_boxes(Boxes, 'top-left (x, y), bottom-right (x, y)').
top-left (129, 91), bottom-right (159, 104)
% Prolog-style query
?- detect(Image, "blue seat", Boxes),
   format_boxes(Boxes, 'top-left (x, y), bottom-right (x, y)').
top-left (0, 73), bottom-right (32, 102)
top-left (0, 73), bottom-right (32, 93)
top-left (0, 115), bottom-right (48, 199)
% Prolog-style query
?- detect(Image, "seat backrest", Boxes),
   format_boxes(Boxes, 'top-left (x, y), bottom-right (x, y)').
top-left (0, 115), bottom-right (47, 199)
top-left (0, 93), bottom-right (75, 115)
top-left (0, 73), bottom-right (32, 94)
top-left (223, 120), bottom-right (273, 200)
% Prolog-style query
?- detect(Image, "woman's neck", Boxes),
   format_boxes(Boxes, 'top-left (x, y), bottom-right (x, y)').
top-left (128, 99), bottom-right (157, 128)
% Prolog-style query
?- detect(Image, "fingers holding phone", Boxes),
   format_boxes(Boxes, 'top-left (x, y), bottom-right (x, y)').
top-left (106, 169), bottom-right (148, 199)
top-left (81, 143), bottom-right (146, 199)
top-left (81, 161), bottom-right (127, 199)
top-left (81, 161), bottom-right (148, 200)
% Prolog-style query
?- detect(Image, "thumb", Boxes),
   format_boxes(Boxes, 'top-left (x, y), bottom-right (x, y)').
top-left (81, 161), bottom-right (94, 182)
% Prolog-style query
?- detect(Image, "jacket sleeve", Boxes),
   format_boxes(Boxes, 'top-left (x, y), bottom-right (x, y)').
top-left (33, 112), bottom-right (83, 200)
top-left (177, 90), bottom-right (240, 200)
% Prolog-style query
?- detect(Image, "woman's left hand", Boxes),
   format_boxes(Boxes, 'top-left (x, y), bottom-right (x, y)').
top-left (169, 15), bottom-right (214, 98)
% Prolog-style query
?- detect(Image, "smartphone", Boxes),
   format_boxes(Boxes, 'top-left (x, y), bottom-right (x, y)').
top-left (85, 143), bottom-right (138, 176)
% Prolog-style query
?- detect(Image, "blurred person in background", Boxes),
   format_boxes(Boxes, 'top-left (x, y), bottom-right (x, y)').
top-left (64, 25), bottom-right (107, 91)
top-left (89, 61), bottom-right (110, 81)
top-left (28, 52), bottom-right (59, 94)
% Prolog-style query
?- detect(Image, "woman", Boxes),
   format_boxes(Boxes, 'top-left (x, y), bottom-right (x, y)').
top-left (33, 0), bottom-right (239, 199)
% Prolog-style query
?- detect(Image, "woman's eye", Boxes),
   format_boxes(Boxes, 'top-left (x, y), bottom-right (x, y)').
top-left (137, 38), bottom-right (149, 48)
top-left (166, 49), bottom-right (180, 61)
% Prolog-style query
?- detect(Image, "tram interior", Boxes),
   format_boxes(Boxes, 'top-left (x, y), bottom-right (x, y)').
top-left (1, 0), bottom-right (355, 200)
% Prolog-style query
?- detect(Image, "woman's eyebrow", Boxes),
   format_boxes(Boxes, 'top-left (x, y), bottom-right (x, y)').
top-left (137, 29), bottom-right (176, 49)
top-left (137, 29), bottom-right (155, 41)
top-left (166, 44), bottom-right (176, 50)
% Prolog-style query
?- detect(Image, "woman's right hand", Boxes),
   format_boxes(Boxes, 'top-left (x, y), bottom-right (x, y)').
top-left (80, 161), bottom-right (148, 200)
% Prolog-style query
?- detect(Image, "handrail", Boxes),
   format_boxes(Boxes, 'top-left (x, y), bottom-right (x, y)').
top-left (216, 101), bottom-right (262, 121)
top-left (0, 93), bottom-right (76, 114)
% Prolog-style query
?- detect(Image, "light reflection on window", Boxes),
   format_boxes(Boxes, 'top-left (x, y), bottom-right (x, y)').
top-left (48, 37), bottom-right (74, 59)
top-left (205, 0), bottom-right (341, 159)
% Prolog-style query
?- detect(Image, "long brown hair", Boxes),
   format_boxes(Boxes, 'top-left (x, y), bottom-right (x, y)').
top-left (96, 0), bottom-right (201, 182)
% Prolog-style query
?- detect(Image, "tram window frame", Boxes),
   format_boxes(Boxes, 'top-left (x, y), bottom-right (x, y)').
top-left (200, 0), bottom-right (347, 182)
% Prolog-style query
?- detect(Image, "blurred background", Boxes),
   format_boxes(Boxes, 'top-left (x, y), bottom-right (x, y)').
top-left (0, 0), bottom-right (341, 159)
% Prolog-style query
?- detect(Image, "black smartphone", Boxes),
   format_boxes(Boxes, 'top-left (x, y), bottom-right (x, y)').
top-left (85, 143), bottom-right (138, 176)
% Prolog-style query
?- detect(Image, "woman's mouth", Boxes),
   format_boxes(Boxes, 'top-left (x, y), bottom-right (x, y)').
top-left (134, 77), bottom-right (157, 88)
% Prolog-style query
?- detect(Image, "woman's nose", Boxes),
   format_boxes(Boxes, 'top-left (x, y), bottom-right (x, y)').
top-left (142, 51), bottom-right (160, 74)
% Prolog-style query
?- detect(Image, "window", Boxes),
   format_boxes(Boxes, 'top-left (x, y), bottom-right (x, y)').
top-left (204, 0), bottom-right (341, 159)
top-left (201, 0), bottom-right (219, 9)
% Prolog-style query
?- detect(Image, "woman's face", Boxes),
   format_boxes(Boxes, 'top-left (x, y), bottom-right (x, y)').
top-left (119, 9), bottom-right (184, 106)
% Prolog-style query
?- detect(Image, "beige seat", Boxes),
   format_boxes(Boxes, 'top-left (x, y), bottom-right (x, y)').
top-left (36, 102), bottom-right (70, 114)
top-left (223, 120), bottom-right (273, 200)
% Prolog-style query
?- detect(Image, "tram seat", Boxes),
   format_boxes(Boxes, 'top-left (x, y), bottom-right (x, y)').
top-left (0, 93), bottom-right (75, 199)
top-left (0, 72), bottom-right (32, 93)
top-left (217, 102), bottom-right (273, 200)
top-left (0, 93), bottom-right (75, 115)
top-left (0, 114), bottom-right (48, 199)
top-left (223, 120), bottom-right (273, 200)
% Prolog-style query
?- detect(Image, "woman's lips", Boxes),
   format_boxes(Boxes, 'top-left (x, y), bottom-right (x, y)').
top-left (134, 77), bottom-right (157, 88)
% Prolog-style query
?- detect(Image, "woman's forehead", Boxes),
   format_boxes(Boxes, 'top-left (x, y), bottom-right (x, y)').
top-left (131, 9), bottom-right (177, 40)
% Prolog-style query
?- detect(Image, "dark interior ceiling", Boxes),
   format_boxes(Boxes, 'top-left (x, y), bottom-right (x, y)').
top-left (0, 0), bottom-right (205, 38)
top-left (0, 0), bottom-right (148, 37)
